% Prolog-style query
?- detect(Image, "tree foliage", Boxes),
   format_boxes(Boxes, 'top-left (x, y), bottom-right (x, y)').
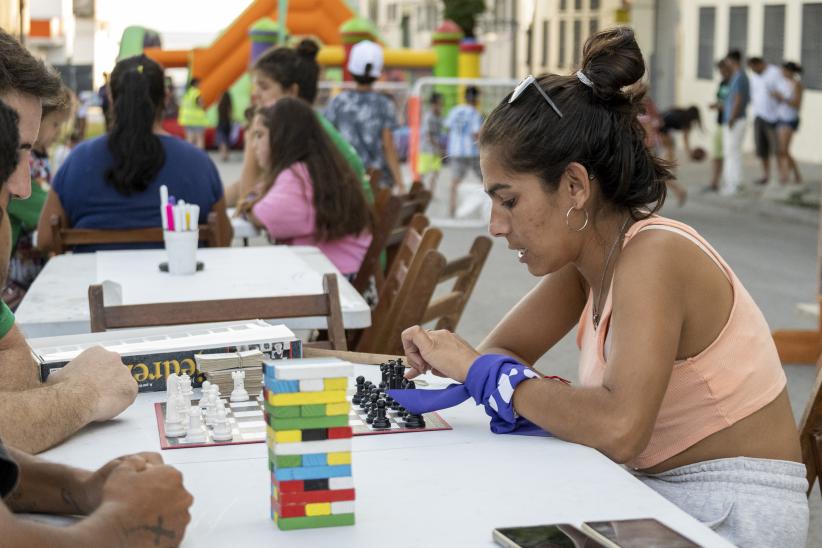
top-left (442, 0), bottom-right (486, 38)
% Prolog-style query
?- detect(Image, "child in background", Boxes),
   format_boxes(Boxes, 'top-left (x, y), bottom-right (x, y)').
top-left (2, 85), bottom-right (73, 310)
top-left (240, 98), bottom-right (372, 277)
top-left (418, 92), bottom-right (444, 194)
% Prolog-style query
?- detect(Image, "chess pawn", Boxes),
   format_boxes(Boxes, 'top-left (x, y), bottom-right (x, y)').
top-left (372, 399), bottom-right (391, 429)
top-left (183, 407), bottom-right (207, 443)
top-left (205, 391), bottom-right (219, 426)
top-left (163, 393), bottom-right (187, 438)
top-left (211, 407), bottom-right (233, 442)
top-left (166, 372), bottom-right (179, 395)
top-left (198, 380), bottom-right (212, 408)
top-left (230, 370), bottom-right (249, 402)
top-left (180, 373), bottom-right (193, 396)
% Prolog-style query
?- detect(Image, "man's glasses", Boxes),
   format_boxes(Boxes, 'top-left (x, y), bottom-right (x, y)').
top-left (508, 74), bottom-right (563, 118)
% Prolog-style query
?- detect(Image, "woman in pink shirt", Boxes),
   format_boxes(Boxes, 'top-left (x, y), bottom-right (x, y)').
top-left (396, 28), bottom-right (807, 547)
top-left (240, 98), bottom-right (372, 276)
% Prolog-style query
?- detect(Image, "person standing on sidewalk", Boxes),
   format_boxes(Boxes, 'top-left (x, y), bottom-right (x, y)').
top-left (747, 57), bottom-right (781, 186)
top-left (721, 50), bottom-right (749, 196)
top-left (444, 86), bottom-right (483, 217)
top-left (773, 62), bottom-right (803, 188)
top-left (705, 59), bottom-right (732, 192)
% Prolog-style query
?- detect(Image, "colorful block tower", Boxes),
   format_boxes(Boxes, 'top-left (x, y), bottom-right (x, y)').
top-left (264, 358), bottom-right (355, 530)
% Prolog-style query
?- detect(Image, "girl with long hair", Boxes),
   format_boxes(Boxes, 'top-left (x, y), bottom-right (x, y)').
top-left (241, 98), bottom-right (371, 276)
top-left (399, 28), bottom-right (808, 548)
top-left (37, 55), bottom-right (231, 252)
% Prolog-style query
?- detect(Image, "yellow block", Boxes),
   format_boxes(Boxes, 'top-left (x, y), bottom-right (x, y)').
top-left (268, 390), bottom-right (347, 406)
top-left (325, 401), bottom-right (350, 416)
top-left (274, 430), bottom-right (301, 443)
top-left (327, 451), bottom-right (351, 465)
top-left (323, 377), bottom-right (347, 391)
top-left (305, 502), bottom-right (332, 516)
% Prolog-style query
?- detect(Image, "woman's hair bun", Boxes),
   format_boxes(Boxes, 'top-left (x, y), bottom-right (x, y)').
top-left (296, 39), bottom-right (319, 60)
top-left (580, 26), bottom-right (645, 102)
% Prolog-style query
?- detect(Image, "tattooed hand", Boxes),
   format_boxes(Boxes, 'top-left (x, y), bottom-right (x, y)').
top-left (75, 452), bottom-right (164, 515)
top-left (98, 457), bottom-right (193, 547)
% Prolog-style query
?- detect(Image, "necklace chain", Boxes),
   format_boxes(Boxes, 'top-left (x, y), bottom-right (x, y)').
top-left (592, 216), bottom-right (631, 329)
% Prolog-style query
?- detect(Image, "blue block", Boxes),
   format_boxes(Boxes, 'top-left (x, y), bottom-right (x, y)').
top-left (301, 453), bottom-right (328, 467)
top-left (265, 379), bottom-right (299, 393)
top-left (273, 465), bottom-right (352, 481)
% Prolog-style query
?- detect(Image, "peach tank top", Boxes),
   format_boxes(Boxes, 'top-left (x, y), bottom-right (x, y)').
top-left (576, 216), bottom-right (786, 469)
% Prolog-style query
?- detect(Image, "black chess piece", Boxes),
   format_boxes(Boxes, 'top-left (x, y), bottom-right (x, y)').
top-left (390, 398), bottom-right (401, 411)
top-left (352, 376), bottom-right (366, 405)
top-left (380, 363), bottom-right (389, 384)
top-left (364, 391), bottom-right (378, 413)
top-left (404, 413), bottom-right (425, 429)
top-left (403, 379), bottom-right (416, 389)
top-left (393, 361), bottom-right (405, 389)
top-left (371, 399), bottom-right (391, 429)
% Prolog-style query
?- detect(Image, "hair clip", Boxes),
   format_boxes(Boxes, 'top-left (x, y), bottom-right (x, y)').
top-left (576, 70), bottom-right (593, 88)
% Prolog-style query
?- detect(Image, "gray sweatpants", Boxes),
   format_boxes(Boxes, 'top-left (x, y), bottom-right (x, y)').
top-left (634, 457), bottom-right (808, 548)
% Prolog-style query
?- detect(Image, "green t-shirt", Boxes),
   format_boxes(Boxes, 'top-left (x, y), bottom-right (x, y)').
top-left (8, 182), bottom-right (47, 251)
top-left (0, 302), bottom-right (15, 340)
top-left (316, 112), bottom-right (373, 204)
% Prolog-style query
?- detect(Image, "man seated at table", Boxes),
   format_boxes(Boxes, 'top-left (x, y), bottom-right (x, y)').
top-left (0, 29), bottom-right (138, 453)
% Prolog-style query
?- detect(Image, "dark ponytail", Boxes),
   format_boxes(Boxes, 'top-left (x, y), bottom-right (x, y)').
top-left (105, 55), bottom-right (166, 195)
top-left (0, 100), bottom-right (19, 185)
top-left (254, 39), bottom-right (320, 104)
top-left (480, 27), bottom-right (673, 219)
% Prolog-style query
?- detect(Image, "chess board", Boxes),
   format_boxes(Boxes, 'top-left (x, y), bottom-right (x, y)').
top-left (154, 393), bottom-right (452, 450)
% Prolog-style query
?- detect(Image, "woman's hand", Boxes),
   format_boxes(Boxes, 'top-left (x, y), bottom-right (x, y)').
top-left (401, 325), bottom-right (480, 383)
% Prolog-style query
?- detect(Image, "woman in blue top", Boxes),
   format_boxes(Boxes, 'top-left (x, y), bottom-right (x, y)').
top-left (37, 55), bottom-right (232, 252)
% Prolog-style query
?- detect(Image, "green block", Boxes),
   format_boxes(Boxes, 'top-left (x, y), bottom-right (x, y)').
top-left (276, 513), bottom-right (355, 530)
top-left (275, 455), bottom-right (302, 468)
top-left (301, 404), bottom-right (326, 417)
top-left (274, 403), bottom-right (300, 419)
top-left (268, 415), bottom-right (349, 431)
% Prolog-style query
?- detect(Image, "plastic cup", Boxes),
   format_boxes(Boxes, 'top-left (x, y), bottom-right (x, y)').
top-left (163, 230), bottom-right (199, 275)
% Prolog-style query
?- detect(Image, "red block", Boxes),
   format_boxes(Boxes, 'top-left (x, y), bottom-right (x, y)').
top-left (271, 497), bottom-right (306, 518)
top-left (327, 426), bottom-right (353, 439)
top-left (277, 479), bottom-right (305, 493)
top-left (275, 488), bottom-right (356, 505)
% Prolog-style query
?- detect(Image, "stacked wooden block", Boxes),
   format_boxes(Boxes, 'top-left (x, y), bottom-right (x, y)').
top-left (263, 358), bottom-right (355, 530)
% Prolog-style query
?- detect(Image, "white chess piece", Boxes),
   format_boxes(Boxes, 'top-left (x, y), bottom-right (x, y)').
top-left (198, 380), bottom-right (212, 409)
top-left (183, 407), bottom-right (207, 443)
top-left (163, 392), bottom-right (187, 438)
top-left (230, 370), bottom-right (249, 402)
top-left (205, 390), bottom-right (219, 426)
top-left (211, 407), bottom-right (233, 442)
top-left (166, 373), bottom-right (179, 396)
top-left (180, 373), bottom-right (193, 396)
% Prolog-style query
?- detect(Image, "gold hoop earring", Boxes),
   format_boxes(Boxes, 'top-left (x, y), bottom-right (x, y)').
top-left (565, 207), bottom-right (589, 232)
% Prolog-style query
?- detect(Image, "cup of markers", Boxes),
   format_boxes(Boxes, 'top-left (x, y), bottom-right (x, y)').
top-left (160, 185), bottom-right (200, 275)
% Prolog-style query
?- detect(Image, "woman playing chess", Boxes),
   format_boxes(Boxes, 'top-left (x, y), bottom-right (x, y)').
top-left (400, 28), bottom-right (808, 548)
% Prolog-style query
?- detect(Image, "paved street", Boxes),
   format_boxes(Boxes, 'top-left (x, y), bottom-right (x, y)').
top-left (216, 150), bottom-right (821, 544)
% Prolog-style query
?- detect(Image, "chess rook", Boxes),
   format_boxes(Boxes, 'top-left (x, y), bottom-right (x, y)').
top-left (264, 358), bottom-right (355, 531)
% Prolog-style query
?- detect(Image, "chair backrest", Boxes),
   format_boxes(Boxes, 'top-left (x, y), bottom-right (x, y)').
top-left (374, 236), bottom-right (492, 355)
top-left (384, 188), bottom-right (433, 270)
top-left (355, 220), bottom-right (442, 353)
top-left (800, 359), bottom-right (822, 498)
top-left (50, 212), bottom-right (223, 255)
top-left (88, 273), bottom-right (347, 350)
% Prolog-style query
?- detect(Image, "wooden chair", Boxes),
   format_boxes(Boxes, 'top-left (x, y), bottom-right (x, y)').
top-left (49, 212), bottom-right (224, 255)
top-left (88, 273), bottom-right (347, 350)
top-left (800, 357), bottom-right (822, 498)
top-left (355, 221), bottom-right (443, 353)
top-left (382, 188), bottom-right (432, 271)
top-left (376, 236), bottom-right (491, 355)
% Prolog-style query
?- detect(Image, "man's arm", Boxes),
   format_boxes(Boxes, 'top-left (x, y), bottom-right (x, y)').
top-left (5, 446), bottom-right (92, 515)
top-left (0, 345), bottom-right (137, 454)
top-left (0, 325), bottom-right (41, 390)
top-left (381, 127), bottom-right (405, 193)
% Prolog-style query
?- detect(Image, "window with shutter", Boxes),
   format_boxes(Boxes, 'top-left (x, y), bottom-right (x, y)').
top-left (763, 5), bottom-right (786, 65)
top-left (801, 3), bottom-right (822, 90)
top-left (573, 19), bottom-right (582, 68)
top-left (697, 7), bottom-right (716, 80)
top-left (728, 6), bottom-right (749, 59)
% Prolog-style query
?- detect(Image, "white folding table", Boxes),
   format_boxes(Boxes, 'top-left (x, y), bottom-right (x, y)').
top-left (15, 246), bottom-right (371, 338)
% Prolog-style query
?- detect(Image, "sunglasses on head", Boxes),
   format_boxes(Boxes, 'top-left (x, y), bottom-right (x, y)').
top-left (509, 74), bottom-right (563, 118)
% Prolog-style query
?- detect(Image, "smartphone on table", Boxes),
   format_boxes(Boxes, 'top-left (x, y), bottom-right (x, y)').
top-left (580, 518), bottom-right (700, 548)
top-left (493, 524), bottom-right (606, 548)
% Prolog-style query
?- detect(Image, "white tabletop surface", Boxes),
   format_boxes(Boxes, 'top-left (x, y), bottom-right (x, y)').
top-left (41, 365), bottom-right (730, 547)
top-left (15, 246), bottom-right (371, 338)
